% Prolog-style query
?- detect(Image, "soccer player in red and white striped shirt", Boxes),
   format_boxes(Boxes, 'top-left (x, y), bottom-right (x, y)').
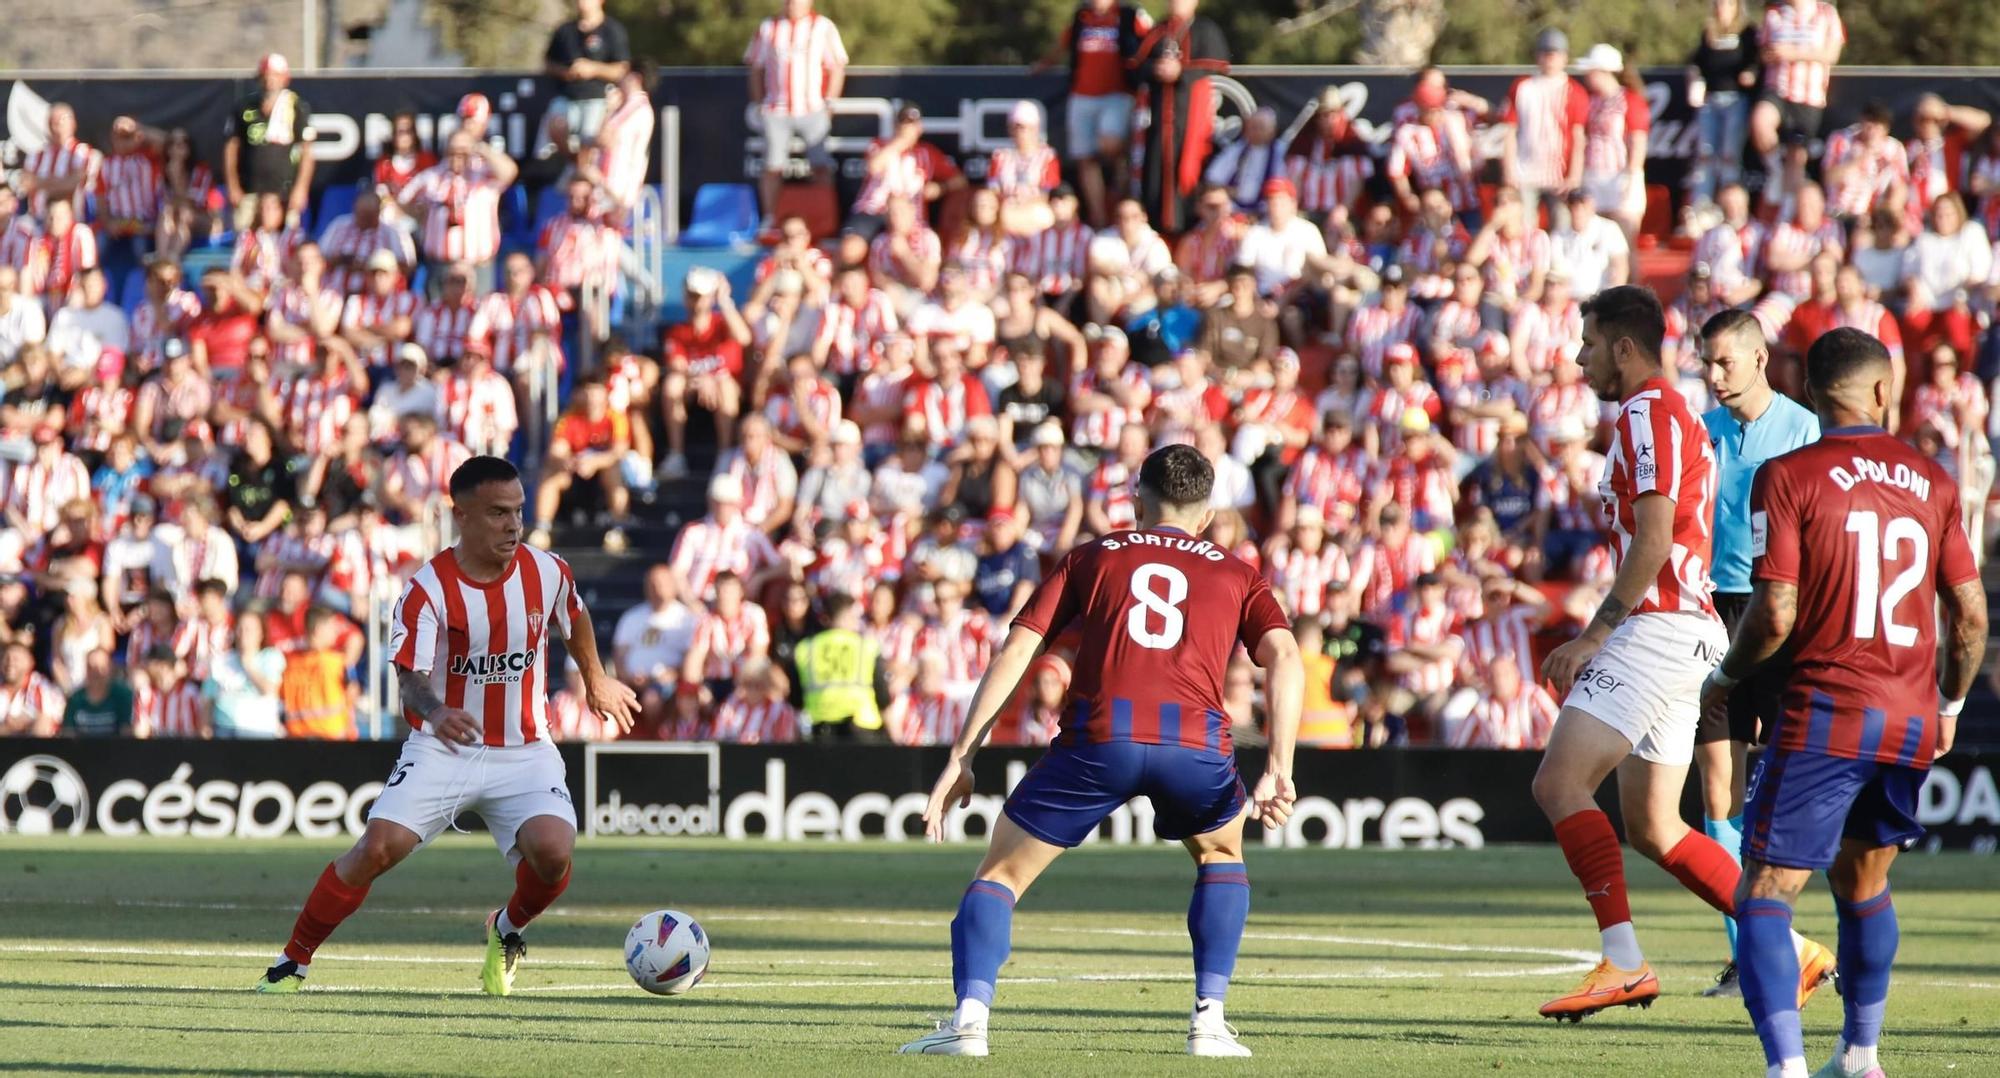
top-left (397, 131), bottom-right (519, 274)
top-left (1750, 0), bottom-right (1844, 163)
top-left (259, 455), bottom-right (639, 996)
top-left (745, 0), bottom-right (848, 228)
top-left (1533, 286), bottom-right (1760, 1021)
top-left (21, 104), bottom-right (101, 217)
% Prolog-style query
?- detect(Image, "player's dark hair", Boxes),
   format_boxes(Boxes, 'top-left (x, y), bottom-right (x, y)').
top-left (714, 570), bottom-right (743, 591)
top-left (195, 578), bottom-right (227, 599)
top-left (823, 593), bottom-right (856, 622)
top-left (1579, 285), bottom-right (1666, 364)
top-left (448, 455), bottom-right (520, 501)
top-left (1805, 327), bottom-right (1892, 396)
top-left (1698, 307), bottom-right (1764, 346)
top-left (1861, 100), bottom-right (1893, 126)
top-left (1136, 443), bottom-right (1213, 510)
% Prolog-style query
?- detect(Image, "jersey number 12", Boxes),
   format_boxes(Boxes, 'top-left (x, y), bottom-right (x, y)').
top-left (1127, 564), bottom-right (1189, 649)
top-left (1846, 510), bottom-right (1927, 647)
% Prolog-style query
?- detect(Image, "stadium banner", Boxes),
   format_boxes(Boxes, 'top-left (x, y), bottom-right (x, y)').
top-left (5, 68), bottom-right (1998, 211)
top-left (2, 739), bottom-right (1994, 853)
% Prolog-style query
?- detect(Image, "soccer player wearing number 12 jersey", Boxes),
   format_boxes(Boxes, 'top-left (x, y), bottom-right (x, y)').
top-left (255, 456), bottom-right (639, 996)
top-left (898, 444), bottom-right (1304, 1058)
top-left (1701, 328), bottom-right (1986, 1078)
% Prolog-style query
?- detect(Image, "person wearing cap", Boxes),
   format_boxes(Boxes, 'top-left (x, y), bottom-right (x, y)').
top-left (1386, 75), bottom-right (1478, 224)
top-left (365, 343), bottom-right (438, 443)
top-left (543, 0), bottom-right (632, 151)
top-left (396, 130), bottom-right (520, 295)
top-left (1550, 186), bottom-right (1632, 298)
top-left (668, 472), bottom-right (783, 602)
top-left (1574, 44), bottom-right (1652, 241)
top-left (224, 54), bottom-right (315, 231)
top-left (745, 0), bottom-right (849, 233)
top-left (661, 266), bottom-right (753, 474)
top-left (1500, 28), bottom-right (1589, 232)
top-left (1033, 0), bottom-right (1153, 228)
top-left (338, 248), bottom-right (419, 371)
top-left (1015, 421), bottom-right (1083, 553)
top-left (1132, 0), bottom-right (1231, 234)
top-left (1203, 107), bottom-right (1287, 216)
top-left (1285, 87), bottom-right (1375, 222)
top-left (847, 104), bottom-right (967, 241)
top-left (793, 419), bottom-right (871, 537)
top-left (988, 101), bottom-right (1061, 237)
top-left (1346, 264), bottom-right (1421, 379)
top-left (1380, 406), bottom-right (1458, 533)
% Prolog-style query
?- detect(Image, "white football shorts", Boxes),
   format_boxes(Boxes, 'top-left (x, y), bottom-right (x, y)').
top-left (368, 732), bottom-right (576, 863)
top-left (1561, 612), bottom-right (1728, 766)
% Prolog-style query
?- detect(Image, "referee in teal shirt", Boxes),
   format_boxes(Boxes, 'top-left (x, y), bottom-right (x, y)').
top-left (1695, 309), bottom-right (1821, 997)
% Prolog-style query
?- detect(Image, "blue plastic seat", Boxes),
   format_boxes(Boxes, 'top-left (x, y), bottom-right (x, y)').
top-left (500, 184), bottom-right (532, 250)
top-left (317, 183), bottom-right (360, 233)
top-left (679, 183), bottom-right (760, 248)
top-left (120, 266), bottom-right (149, 313)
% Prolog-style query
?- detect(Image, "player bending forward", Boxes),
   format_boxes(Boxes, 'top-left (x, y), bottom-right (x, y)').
top-left (898, 444), bottom-right (1304, 1058)
top-left (257, 456), bottom-right (640, 995)
top-left (1700, 328), bottom-right (1986, 1078)
top-left (1535, 286), bottom-right (1832, 1021)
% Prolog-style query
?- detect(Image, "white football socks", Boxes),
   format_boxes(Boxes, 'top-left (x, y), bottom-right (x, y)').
top-left (1835, 1038), bottom-right (1878, 1074)
top-left (497, 910), bottom-right (523, 937)
top-left (1600, 922), bottom-right (1643, 970)
top-left (1768, 1060), bottom-right (1808, 1078)
top-left (276, 952), bottom-right (308, 974)
top-left (953, 998), bottom-right (989, 1028)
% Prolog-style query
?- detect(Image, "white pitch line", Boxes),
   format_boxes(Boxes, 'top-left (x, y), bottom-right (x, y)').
top-left (0, 942), bottom-right (876, 971)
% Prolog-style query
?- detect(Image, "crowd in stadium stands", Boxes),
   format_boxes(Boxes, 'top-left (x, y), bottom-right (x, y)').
top-left (1, 0), bottom-right (1996, 749)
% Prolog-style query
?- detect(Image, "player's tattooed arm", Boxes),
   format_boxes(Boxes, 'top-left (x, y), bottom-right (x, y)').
top-left (395, 665), bottom-right (447, 721)
top-left (1584, 594), bottom-right (1631, 639)
top-left (1717, 581), bottom-right (1798, 682)
top-left (1939, 578), bottom-right (1989, 703)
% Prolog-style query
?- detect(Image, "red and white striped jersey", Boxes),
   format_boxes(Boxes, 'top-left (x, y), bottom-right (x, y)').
top-left (470, 286), bottom-right (565, 375)
top-left (1482, 228), bottom-right (1552, 301)
top-left (438, 366), bottom-right (519, 457)
top-left (547, 689), bottom-right (618, 741)
top-left (1353, 535), bottom-right (1437, 619)
top-left (22, 139), bottom-right (101, 216)
top-left (538, 212), bottom-right (622, 292)
top-left (1694, 220), bottom-right (1767, 293)
top-left (1008, 220), bottom-right (1089, 295)
top-left (1360, 380), bottom-right (1441, 452)
top-left (807, 532), bottom-right (900, 604)
top-left (413, 295), bottom-right (478, 367)
top-left (1287, 144), bottom-right (1374, 216)
top-left (1508, 299), bottom-right (1581, 377)
top-left (1910, 372), bottom-right (1990, 434)
top-left (0, 673), bottom-right (62, 733)
top-left (691, 604), bottom-right (771, 681)
top-left (0, 216), bottom-right (37, 272)
top-left (1763, 218), bottom-right (1844, 299)
top-left (134, 677), bottom-right (204, 738)
top-left (1386, 118), bottom-right (1477, 212)
top-left (853, 365), bottom-right (913, 444)
top-left (853, 141), bottom-right (943, 216)
top-left (949, 229), bottom-right (1010, 299)
top-left (1085, 457), bottom-right (1138, 532)
top-left (1380, 453), bottom-right (1457, 530)
top-left (593, 87), bottom-right (656, 210)
top-left (257, 529), bottom-right (338, 599)
top-left (340, 289), bottom-right (419, 368)
top-left (1762, 1), bottom-right (1843, 109)
top-left (987, 144), bottom-right (1060, 199)
top-left (280, 372), bottom-right (359, 457)
top-left (268, 281), bottom-right (343, 369)
top-left (1266, 541), bottom-right (1349, 618)
top-left (124, 618), bottom-right (192, 674)
top-left (1597, 378), bottom-right (1718, 618)
top-left (318, 215), bottom-right (415, 296)
top-left (744, 13), bottom-right (848, 116)
top-left (893, 690), bottom-right (967, 746)
top-left (916, 606), bottom-right (993, 685)
top-left (1544, 449), bottom-right (1608, 532)
top-left (230, 227), bottom-right (305, 294)
top-left (1583, 88), bottom-right (1650, 180)
top-left (1069, 364), bottom-right (1150, 450)
top-left (720, 448), bottom-right (799, 531)
top-left (866, 614), bottom-right (923, 673)
top-left (712, 693), bottom-right (802, 744)
top-left (604, 351), bottom-right (649, 415)
top-left (1427, 299), bottom-right (1485, 358)
top-left (385, 437), bottom-right (473, 515)
top-left (1396, 221), bottom-right (1472, 282)
top-left (1390, 601), bottom-right (1461, 696)
top-left (763, 380), bottom-right (842, 444)
top-left (669, 516), bottom-right (781, 598)
top-left (388, 544), bottom-right (583, 747)
top-left (1283, 445), bottom-right (1372, 515)
top-left (1454, 686), bottom-right (1558, 748)
top-left (7, 452), bottom-right (91, 535)
top-left (1175, 220), bottom-right (1242, 284)
top-left (1456, 606), bottom-right (1541, 687)
top-left (22, 224), bottom-right (97, 301)
top-left (98, 149), bottom-right (163, 230)
top-left (66, 384), bottom-right (136, 454)
top-left (1501, 73), bottom-right (1589, 189)
top-left (1821, 127), bottom-right (1909, 218)
top-left (904, 373), bottom-right (994, 449)
top-left (1529, 381), bottom-right (1599, 453)
top-left (1345, 303), bottom-right (1423, 381)
top-left (868, 226), bottom-right (943, 290)
top-left (814, 289), bottom-right (897, 376)
top-left (399, 165), bottom-right (507, 265)
top-left (130, 289), bottom-right (203, 370)
top-left (1829, 301), bottom-right (1904, 360)
top-left (180, 615), bottom-right (234, 682)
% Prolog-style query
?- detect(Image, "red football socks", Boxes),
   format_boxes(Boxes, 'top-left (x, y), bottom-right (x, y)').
top-left (1659, 829), bottom-right (1741, 916)
top-left (503, 859), bottom-right (571, 931)
top-left (1554, 809), bottom-right (1632, 930)
top-left (283, 862), bottom-right (371, 965)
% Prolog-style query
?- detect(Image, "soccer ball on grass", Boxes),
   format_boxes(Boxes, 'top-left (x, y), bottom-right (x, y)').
top-left (624, 909), bottom-right (710, 995)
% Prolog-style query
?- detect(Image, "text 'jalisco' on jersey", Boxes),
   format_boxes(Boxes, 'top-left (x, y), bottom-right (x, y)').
top-left (1598, 376), bottom-right (1721, 618)
top-left (1012, 527), bottom-right (1289, 753)
top-left (1751, 427), bottom-right (1979, 767)
top-left (386, 544), bottom-right (584, 747)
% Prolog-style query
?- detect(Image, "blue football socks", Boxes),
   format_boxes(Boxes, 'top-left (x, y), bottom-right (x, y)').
top-left (951, 880), bottom-right (1016, 1012)
top-left (1835, 887), bottom-right (1897, 1052)
top-left (1189, 862), bottom-right (1251, 1004)
top-left (1739, 897), bottom-right (1805, 1070)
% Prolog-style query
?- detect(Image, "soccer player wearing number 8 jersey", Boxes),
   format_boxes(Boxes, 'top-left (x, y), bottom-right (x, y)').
top-left (1700, 328), bottom-right (1986, 1078)
top-left (1534, 287), bottom-right (1832, 1022)
top-left (898, 444), bottom-right (1304, 1058)
top-left (255, 457), bottom-right (640, 997)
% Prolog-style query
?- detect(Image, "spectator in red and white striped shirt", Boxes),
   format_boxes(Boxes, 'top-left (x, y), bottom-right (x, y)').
top-left (339, 250), bottom-right (418, 370)
top-left (745, 0), bottom-right (849, 231)
top-left (1750, 0), bottom-right (1844, 165)
top-left (850, 105), bottom-right (966, 232)
top-left (889, 650), bottom-right (968, 746)
top-left (318, 189), bottom-right (415, 297)
top-left (537, 176), bottom-right (622, 306)
top-left (438, 347), bottom-right (519, 458)
top-left (1821, 102), bottom-right (1908, 222)
top-left (1451, 649), bottom-right (1558, 749)
top-left (712, 657), bottom-right (803, 744)
top-left (134, 645), bottom-right (209, 739)
top-left (396, 130), bottom-right (519, 291)
top-left (1286, 88), bottom-right (1374, 221)
top-left (25, 199), bottom-right (97, 311)
top-left (411, 263), bottom-right (478, 368)
top-left (579, 66), bottom-right (657, 216)
top-left (548, 662), bottom-right (620, 741)
top-left (1500, 29), bottom-right (1588, 230)
top-left (990, 101), bottom-right (1061, 236)
top-left (684, 570), bottom-right (773, 699)
top-left (21, 104), bottom-right (100, 217)
top-left (380, 411), bottom-right (470, 527)
top-left (98, 116), bottom-right (166, 244)
top-left (0, 643), bottom-right (63, 736)
top-left (868, 198), bottom-right (943, 317)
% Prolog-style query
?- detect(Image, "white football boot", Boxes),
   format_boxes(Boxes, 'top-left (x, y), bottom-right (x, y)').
top-left (897, 1019), bottom-right (989, 1056)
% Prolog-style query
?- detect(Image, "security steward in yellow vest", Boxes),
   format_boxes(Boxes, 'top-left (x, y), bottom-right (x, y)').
top-left (789, 593), bottom-right (892, 743)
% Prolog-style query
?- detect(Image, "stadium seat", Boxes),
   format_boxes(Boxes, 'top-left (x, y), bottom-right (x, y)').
top-left (1641, 184), bottom-right (1673, 241)
top-left (500, 185), bottom-right (532, 251)
top-left (773, 182), bottom-right (840, 241)
top-left (120, 266), bottom-right (148, 313)
top-left (318, 183), bottom-right (360, 230)
top-left (680, 183), bottom-right (760, 248)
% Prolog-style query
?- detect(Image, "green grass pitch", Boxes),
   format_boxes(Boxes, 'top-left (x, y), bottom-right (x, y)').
top-left (0, 837), bottom-right (1993, 1076)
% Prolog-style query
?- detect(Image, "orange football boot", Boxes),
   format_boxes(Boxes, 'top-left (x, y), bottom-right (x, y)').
top-left (1796, 936), bottom-right (1837, 1008)
top-left (1540, 959), bottom-right (1661, 1022)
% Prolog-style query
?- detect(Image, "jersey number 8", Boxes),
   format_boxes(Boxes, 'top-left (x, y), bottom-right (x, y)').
top-left (1126, 564), bottom-right (1189, 649)
top-left (1846, 510), bottom-right (1928, 647)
